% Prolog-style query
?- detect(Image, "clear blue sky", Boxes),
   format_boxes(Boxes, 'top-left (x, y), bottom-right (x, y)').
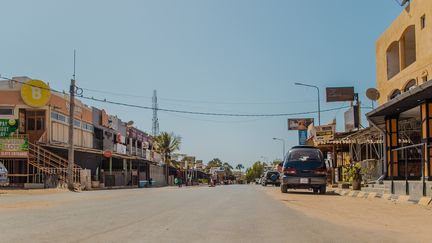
top-left (1, 0), bottom-right (402, 167)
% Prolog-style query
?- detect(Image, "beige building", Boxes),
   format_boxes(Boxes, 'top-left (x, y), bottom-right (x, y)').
top-left (368, 0), bottom-right (432, 198)
top-left (376, 0), bottom-right (432, 104)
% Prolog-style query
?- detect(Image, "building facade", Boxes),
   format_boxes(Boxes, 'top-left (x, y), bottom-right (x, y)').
top-left (376, 0), bottom-right (432, 104)
top-left (0, 77), bottom-right (166, 188)
top-left (368, 0), bottom-right (432, 198)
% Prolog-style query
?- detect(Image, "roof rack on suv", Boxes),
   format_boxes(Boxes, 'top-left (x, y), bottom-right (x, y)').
top-left (291, 145), bottom-right (318, 149)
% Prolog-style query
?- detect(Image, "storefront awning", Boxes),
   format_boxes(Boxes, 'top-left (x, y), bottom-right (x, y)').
top-left (39, 142), bottom-right (145, 161)
top-left (367, 80), bottom-right (432, 125)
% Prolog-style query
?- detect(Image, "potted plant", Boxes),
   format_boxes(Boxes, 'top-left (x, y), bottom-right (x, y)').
top-left (342, 162), bottom-right (362, 190)
top-left (349, 162), bottom-right (362, 190)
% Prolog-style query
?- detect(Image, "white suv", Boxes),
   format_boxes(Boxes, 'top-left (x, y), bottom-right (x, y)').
top-left (0, 162), bottom-right (9, 186)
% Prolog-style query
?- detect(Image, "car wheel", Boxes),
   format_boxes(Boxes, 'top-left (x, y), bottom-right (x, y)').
top-left (281, 184), bottom-right (288, 193)
top-left (320, 185), bottom-right (326, 195)
top-left (313, 188), bottom-right (319, 194)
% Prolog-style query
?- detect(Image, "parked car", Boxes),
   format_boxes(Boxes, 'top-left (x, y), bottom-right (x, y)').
top-left (258, 174), bottom-right (264, 185)
top-left (0, 162), bottom-right (9, 186)
top-left (261, 171), bottom-right (280, 187)
top-left (280, 146), bottom-right (327, 194)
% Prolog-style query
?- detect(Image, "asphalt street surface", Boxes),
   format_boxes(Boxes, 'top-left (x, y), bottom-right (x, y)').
top-left (0, 185), bottom-right (411, 243)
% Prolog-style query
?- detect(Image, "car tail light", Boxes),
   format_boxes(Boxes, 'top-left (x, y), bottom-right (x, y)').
top-left (314, 168), bottom-right (327, 175)
top-left (284, 168), bottom-right (296, 175)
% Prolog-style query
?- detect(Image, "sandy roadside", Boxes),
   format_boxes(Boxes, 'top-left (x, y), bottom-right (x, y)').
top-left (261, 186), bottom-right (432, 242)
top-left (0, 188), bottom-right (69, 195)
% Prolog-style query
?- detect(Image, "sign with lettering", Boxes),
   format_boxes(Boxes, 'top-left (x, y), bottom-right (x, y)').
top-left (0, 137), bottom-right (28, 158)
top-left (21, 80), bottom-right (51, 107)
top-left (288, 118), bottom-right (314, 130)
top-left (0, 119), bottom-right (19, 137)
top-left (326, 87), bottom-right (355, 102)
top-left (314, 125), bottom-right (335, 142)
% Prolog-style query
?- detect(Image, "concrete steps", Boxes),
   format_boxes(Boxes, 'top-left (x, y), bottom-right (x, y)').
top-left (361, 183), bottom-right (391, 194)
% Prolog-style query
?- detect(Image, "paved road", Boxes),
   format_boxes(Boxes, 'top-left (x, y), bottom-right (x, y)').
top-left (0, 185), bottom-right (405, 243)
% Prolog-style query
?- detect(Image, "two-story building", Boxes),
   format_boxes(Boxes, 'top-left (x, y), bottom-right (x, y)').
top-left (0, 76), bottom-right (167, 188)
top-left (367, 0), bottom-right (432, 198)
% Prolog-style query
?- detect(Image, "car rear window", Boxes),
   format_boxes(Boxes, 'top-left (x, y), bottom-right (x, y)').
top-left (284, 148), bottom-right (324, 170)
top-left (267, 172), bottom-right (278, 177)
top-left (287, 148), bottom-right (322, 162)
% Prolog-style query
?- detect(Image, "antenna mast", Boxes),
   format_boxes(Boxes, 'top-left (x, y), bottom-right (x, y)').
top-left (152, 90), bottom-right (159, 136)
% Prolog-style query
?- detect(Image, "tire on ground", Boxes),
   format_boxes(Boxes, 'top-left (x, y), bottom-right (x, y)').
top-left (320, 185), bottom-right (326, 195)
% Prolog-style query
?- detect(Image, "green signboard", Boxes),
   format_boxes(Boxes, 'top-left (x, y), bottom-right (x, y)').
top-left (0, 137), bottom-right (29, 157)
top-left (0, 119), bottom-right (18, 137)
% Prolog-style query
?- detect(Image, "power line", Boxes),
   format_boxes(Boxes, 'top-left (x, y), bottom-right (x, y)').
top-left (164, 112), bottom-right (272, 123)
top-left (79, 94), bottom-right (349, 117)
top-left (81, 86), bottom-right (319, 105)
top-left (1, 75), bottom-right (350, 117)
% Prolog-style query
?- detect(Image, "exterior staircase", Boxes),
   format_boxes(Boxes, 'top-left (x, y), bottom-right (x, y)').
top-left (361, 182), bottom-right (391, 195)
top-left (28, 142), bottom-right (81, 185)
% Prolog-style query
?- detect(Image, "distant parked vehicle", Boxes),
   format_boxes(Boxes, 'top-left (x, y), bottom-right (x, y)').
top-left (261, 171), bottom-right (280, 187)
top-left (280, 146), bottom-right (327, 194)
top-left (0, 162), bottom-right (9, 186)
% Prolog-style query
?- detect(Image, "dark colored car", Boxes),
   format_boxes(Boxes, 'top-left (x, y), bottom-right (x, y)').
top-left (280, 146), bottom-right (327, 194)
top-left (261, 171), bottom-right (280, 187)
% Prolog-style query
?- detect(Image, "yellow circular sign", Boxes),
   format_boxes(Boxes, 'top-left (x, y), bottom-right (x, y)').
top-left (8, 119), bottom-right (16, 126)
top-left (20, 80), bottom-right (51, 107)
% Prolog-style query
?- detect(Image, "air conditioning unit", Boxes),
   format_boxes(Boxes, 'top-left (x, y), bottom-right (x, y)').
top-left (8, 80), bottom-right (16, 89)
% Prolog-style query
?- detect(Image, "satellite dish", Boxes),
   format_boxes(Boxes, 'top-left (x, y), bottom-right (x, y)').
top-left (366, 88), bottom-right (380, 101)
top-left (127, 120), bottom-right (134, 126)
top-left (401, 0), bottom-right (410, 6)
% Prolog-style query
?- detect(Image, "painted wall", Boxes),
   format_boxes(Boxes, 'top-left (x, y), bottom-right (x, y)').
top-left (376, 0), bottom-right (432, 104)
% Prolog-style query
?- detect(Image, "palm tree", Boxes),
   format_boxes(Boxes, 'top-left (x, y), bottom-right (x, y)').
top-left (223, 162), bottom-right (233, 175)
top-left (154, 132), bottom-right (181, 184)
top-left (236, 163), bottom-right (244, 172)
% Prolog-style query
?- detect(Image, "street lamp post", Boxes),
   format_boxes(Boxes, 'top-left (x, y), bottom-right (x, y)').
top-left (272, 138), bottom-right (286, 160)
top-left (294, 82), bottom-right (321, 126)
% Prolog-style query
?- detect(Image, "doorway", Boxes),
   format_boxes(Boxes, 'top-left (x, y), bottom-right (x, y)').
top-left (26, 110), bottom-right (46, 143)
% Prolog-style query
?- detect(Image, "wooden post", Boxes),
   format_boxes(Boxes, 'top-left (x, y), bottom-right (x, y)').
top-left (67, 79), bottom-right (76, 190)
top-left (109, 157), bottom-right (112, 175)
top-left (123, 159), bottom-right (127, 186)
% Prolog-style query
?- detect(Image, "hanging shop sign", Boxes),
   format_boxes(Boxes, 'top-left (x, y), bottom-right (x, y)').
top-left (298, 130), bottom-right (308, 145)
top-left (21, 79), bottom-right (51, 107)
top-left (0, 119), bottom-right (19, 137)
top-left (288, 118), bottom-right (314, 130)
top-left (326, 87), bottom-right (355, 102)
top-left (0, 137), bottom-right (29, 158)
top-left (314, 125), bottom-right (335, 142)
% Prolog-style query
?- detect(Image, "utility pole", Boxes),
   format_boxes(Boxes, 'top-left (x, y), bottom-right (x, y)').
top-left (67, 50), bottom-right (76, 191)
top-left (67, 79), bottom-right (76, 190)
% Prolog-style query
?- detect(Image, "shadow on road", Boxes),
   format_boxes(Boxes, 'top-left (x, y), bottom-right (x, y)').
top-left (284, 190), bottom-right (340, 196)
